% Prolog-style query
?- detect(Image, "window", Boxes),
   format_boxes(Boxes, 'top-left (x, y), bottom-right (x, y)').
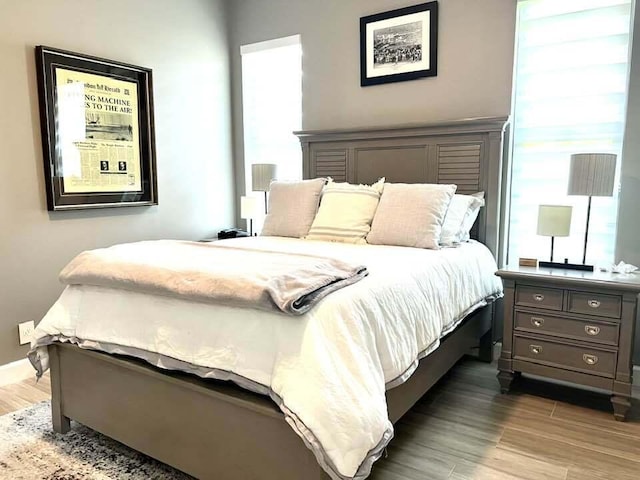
top-left (508, 0), bottom-right (632, 266)
top-left (241, 35), bottom-right (302, 203)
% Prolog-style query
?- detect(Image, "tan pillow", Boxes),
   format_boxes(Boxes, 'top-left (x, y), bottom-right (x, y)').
top-left (261, 178), bottom-right (326, 238)
top-left (305, 178), bottom-right (385, 244)
top-left (367, 183), bottom-right (457, 249)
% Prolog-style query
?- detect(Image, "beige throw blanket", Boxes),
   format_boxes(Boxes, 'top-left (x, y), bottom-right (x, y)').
top-left (59, 240), bottom-right (368, 315)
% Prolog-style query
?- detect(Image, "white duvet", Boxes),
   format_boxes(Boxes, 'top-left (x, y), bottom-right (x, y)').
top-left (31, 237), bottom-right (503, 480)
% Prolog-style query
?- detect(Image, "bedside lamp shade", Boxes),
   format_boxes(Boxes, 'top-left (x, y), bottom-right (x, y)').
top-left (537, 205), bottom-right (572, 237)
top-left (568, 153), bottom-right (617, 197)
top-left (240, 196), bottom-right (259, 220)
top-left (567, 153), bottom-right (617, 270)
top-left (251, 164), bottom-right (278, 192)
top-left (240, 195), bottom-right (259, 236)
top-left (251, 163), bottom-right (277, 214)
top-left (537, 205), bottom-right (572, 269)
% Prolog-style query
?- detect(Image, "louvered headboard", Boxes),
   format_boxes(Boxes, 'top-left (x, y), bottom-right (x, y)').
top-left (294, 117), bottom-right (510, 261)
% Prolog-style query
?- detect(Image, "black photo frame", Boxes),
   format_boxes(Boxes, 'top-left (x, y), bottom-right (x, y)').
top-left (35, 46), bottom-right (157, 211)
top-left (360, 1), bottom-right (438, 87)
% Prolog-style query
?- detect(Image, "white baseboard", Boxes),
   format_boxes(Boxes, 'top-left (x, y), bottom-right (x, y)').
top-left (0, 358), bottom-right (34, 387)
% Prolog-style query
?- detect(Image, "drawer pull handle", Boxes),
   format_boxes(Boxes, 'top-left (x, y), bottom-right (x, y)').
top-left (529, 345), bottom-right (543, 355)
top-left (531, 317), bottom-right (545, 327)
top-left (533, 294), bottom-right (545, 302)
top-left (583, 354), bottom-right (599, 365)
top-left (585, 325), bottom-right (600, 336)
top-left (588, 299), bottom-right (601, 309)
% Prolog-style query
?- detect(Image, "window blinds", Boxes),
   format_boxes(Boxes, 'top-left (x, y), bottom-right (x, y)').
top-left (508, 0), bottom-right (632, 266)
top-left (241, 35), bottom-right (302, 200)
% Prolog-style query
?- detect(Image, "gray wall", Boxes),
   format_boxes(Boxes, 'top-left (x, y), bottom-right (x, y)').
top-left (0, 0), bottom-right (234, 365)
top-left (618, 3), bottom-right (640, 364)
top-left (228, 0), bottom-right (517, 208)
top-left (227, 0), bottom-right (640, 366)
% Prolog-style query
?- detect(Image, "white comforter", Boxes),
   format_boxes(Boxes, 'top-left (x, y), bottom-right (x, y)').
top-left (31, 237), bottom-right (503, 480)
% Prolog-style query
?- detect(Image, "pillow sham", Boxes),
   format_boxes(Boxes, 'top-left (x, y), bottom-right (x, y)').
top-left (367, 183), bottom-right (457, 249)
top-left (440, 192), bottom-right (485, 246)
top-left (261, 178), bottom-right (326, 238)
top-left (305, 178), bottom-right (385, 244)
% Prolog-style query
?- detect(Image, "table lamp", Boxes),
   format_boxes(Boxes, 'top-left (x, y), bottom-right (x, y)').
top-left (251, 163), bottom-right (278, 213)
top-left (240, 195), bottom-right (259, 236)
top-left (537, 205), bottom-right (573, 269)
top-left (568, 153), bottom-right (617, 272)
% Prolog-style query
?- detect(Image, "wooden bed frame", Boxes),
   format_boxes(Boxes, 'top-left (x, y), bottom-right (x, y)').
top-left (49, 117), bottom-right (510, 480)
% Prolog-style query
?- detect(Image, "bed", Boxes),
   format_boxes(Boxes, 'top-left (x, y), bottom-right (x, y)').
top-left (32, 116), bottom-right (509, 480)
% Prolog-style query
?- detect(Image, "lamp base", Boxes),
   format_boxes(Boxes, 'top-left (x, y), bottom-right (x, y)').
top-left (538, 260), bottom-right (594, 272)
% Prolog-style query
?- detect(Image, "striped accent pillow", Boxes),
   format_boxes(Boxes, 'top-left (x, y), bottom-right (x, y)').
top-left (305, 178), bottom-right (385, 244)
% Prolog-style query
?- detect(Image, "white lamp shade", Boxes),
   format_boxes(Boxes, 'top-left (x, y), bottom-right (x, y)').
top-left (568, 153), bottom-right (617, 197)
top-left (251, 164), bottom-right (278, 192)
top-left (537, 205), bottom-right (572, 237)
top-left (240, 196), bottom-right (259, 220)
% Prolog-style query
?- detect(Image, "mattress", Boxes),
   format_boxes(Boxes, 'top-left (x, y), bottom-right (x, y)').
top-left (30, 236), bottom-right (503, 480)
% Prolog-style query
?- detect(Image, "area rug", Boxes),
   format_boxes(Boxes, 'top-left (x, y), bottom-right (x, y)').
top-left (0, 401), bottom-right (192, 479)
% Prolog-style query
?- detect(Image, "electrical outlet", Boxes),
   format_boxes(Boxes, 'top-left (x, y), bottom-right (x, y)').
top-left (18, 321), bottom-right (35, 345)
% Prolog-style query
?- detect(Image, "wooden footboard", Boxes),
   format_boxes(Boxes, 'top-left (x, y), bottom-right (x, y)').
top-left (49, 304), bottom-right (492, 480)
top-left (49, 343), bottom-right (330, 480)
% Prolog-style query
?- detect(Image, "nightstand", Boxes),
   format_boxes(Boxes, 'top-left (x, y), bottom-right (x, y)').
top-left (496, 266), bottom-right (640, 421)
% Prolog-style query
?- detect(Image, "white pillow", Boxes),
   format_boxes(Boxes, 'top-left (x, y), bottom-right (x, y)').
top-left (367, 183), bottom-right (457, 249)
top-left (261, 178), bottom-right (326, 238)
top-left (440, 192), bottom-right (485, 246)
top-left (305, 178), bottom-right (385, 244)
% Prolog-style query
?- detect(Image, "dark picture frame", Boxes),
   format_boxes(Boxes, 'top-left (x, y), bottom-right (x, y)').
top-left (35, 46), bottom-right (157, 211)
top-left (360, 1), bottom-right (438, 87)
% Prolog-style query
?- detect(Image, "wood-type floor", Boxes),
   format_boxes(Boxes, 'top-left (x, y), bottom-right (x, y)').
top-left (0, 371), bottom-right (50, 416)
top-left (1, 362), bottom-right (638, 479)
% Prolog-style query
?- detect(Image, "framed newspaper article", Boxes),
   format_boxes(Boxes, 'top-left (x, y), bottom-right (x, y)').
top-left (35, 46), bottom-right (157, 210)
top-left (360, 1), bottom-right (438, 87)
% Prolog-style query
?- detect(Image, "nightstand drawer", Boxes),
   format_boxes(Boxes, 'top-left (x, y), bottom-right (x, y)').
top-left (514, 311), bottom-right (619, 346)
top-left (515, 285), bottom-right (563, 311)
top-left (568, 291), bottom-right (622, 319)
top-left (513, 335), bottom-right (616, 378)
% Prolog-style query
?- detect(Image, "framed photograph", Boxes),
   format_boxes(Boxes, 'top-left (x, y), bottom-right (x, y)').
top-left (360, 1), bottom-right (438, 87)
top-left (35, 46), bottom-right (157, 211)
